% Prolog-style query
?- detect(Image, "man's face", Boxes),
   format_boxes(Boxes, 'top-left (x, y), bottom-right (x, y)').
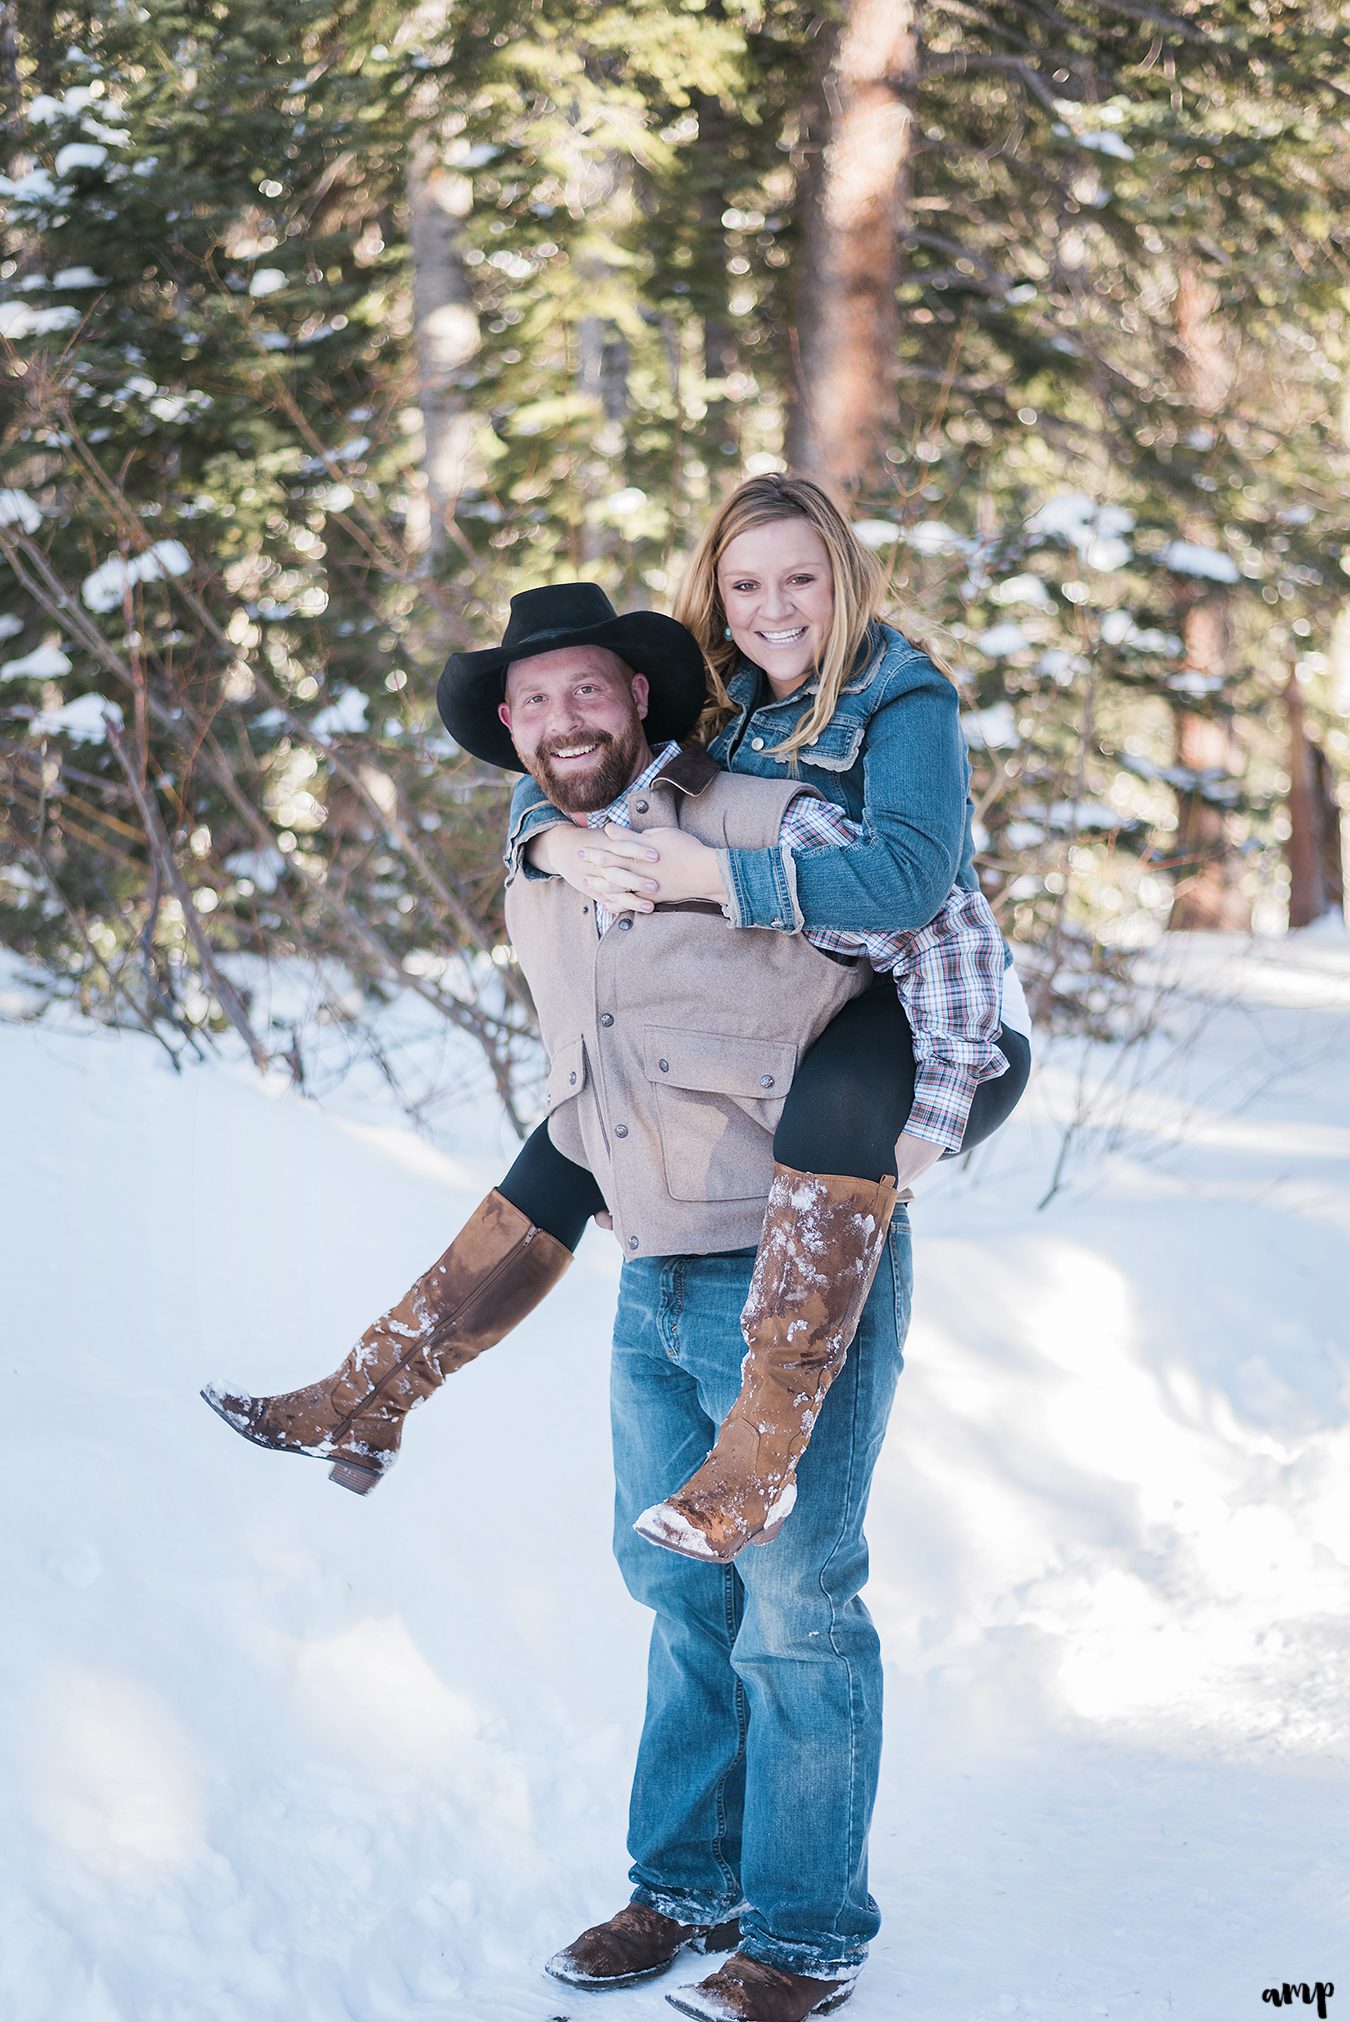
top-left (499, 646), bottom-right (651, 816)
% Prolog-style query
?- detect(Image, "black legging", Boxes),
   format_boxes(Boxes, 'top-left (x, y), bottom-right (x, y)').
top-left (499, 982), bottom-right (1032, 1249)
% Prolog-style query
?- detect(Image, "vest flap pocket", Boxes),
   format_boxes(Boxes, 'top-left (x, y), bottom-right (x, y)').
top-left (546, 1034), bottom-right (587, 1109)
top-left (642, 1025), bottom-right (796, 1101)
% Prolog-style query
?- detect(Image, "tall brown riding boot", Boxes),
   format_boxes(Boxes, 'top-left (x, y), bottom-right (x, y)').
top-left (633, 1164), bottom-right (898, 1563)
top-left (202, 1190), bottom-right (570, 1494)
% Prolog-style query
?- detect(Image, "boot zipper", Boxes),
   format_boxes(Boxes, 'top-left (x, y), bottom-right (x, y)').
top-left (331, 1227), bottom-right (542, 1438)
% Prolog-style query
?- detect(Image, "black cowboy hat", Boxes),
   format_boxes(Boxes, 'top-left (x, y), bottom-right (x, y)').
top-left (436, 582), bottom-right (709, 772)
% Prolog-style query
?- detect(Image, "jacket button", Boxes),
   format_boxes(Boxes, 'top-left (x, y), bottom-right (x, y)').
top-left (581, 903), bottom-right (589, 915)
top-left (628, 1236), bottom-right (639, 1250)
top-left (618, 917), bottom-right (633, 930)
top-left (568, 1070), bottom-right (577, 1085)
top-left (771, 917), bottom-right (783, 928)
top-left (615, 1124), bottom-right (628, 1138)
top-left (635, 799), bottom-right (649, 813)
top-left (658, 1058), bottom-right (669, 1073)
top-left (751, 736), bottom-right (765, 750)
top-left (760, 1074), bottom-right (775, 1089)
top-left (599, 1012), bottom-right (614, 1028)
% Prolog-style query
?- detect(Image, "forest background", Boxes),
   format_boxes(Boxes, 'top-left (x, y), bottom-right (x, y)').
top-left (2, 0), bottom-right (1349, 1125)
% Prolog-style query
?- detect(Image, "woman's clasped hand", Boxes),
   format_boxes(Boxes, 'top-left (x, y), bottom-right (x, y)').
top-left (533, 820), bottom-right (725, 913)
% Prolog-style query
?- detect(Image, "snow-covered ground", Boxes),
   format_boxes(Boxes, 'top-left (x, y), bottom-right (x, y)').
top-left (3, 930), bottom-right (1348, 2022)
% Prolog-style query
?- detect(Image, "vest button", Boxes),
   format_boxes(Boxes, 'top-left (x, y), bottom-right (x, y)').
top-left (568, 1070), bottom-right (577, 1085)
top-left (751, 736), bottom-right (765, 750)
top-left (618, 916), bottom-right (633, 930)
top-left (582, 903), bottom-right (589, 915)
top-left (615, 1124), bottom-right (628, 1138)
top-left (657, 1059), bottom-right (669, 1073)
top-left (635, 799), bottom-right (649, 814)
top-left (760, 1074), bottom-right (775, 1089)
top-left (599, 1012), bottom-right (614, 1028)
top-left (628, 1236), bottom-right (639, 1250)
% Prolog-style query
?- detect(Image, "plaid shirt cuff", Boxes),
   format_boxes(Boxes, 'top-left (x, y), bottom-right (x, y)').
top-left (904, 1060), bottom-right (984, 1153)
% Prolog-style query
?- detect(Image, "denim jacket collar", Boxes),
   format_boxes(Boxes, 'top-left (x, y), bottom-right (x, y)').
top-left (724, 621), bottom-right (888, 723)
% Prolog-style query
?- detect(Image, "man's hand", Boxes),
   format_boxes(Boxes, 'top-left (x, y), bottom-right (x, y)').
top-left (893, 1129), bottom-right (945, 1193)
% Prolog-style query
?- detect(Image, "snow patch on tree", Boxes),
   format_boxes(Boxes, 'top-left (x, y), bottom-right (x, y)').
top-left (32, 694), bottom-right (123, 742)
top-left (963, 702), bottom-right (1019, 750)
top-left (0, 489), bottom-right (45, 532)
top-left (1157, 540), bottom-right (1240, 584)
top-left (2, 643), bottom-right (73, 682)
top-left (309, 689), bottom-right (370, 740)
top-left (0, 301), bottom-right (81, 339)
top-left (976, 622), bottom-right (1032, 658)
top-left (54, 141), bottom-right (109, 177)
top-left (81, 540), bottom-right (192, 611)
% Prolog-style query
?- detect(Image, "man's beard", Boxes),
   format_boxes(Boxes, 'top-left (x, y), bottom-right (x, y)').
top-left (531, 716), bottom-right (646, 814)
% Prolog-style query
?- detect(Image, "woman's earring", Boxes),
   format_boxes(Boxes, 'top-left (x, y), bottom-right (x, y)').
top-left (723, 625), bottom-right (733, 641)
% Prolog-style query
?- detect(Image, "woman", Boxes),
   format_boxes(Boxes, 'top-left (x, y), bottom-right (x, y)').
top-left (205, 474), bottom-right (1030, 1559)
top-left (512, 474), bottom-right (1030, 1556)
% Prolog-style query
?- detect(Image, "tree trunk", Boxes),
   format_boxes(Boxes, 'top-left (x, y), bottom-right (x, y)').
top-left (785, 0), bottom-right (918, 491)
top-left (0, 1), bottom-right (19, 129)
top-left (565, 136), bottom-right (631, 568)
top-left (407, 129), bottom-right (479, 567)
top-left (1168, 263), bottom-right (1250, 932)
top-left (693, 1), bottom-right (739, 471)
top-left (1284, 668), bottom-right (1345, 929)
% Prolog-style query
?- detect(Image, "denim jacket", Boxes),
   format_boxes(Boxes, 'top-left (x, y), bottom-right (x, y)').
top-left (504, 622), bottom-right (977, 939)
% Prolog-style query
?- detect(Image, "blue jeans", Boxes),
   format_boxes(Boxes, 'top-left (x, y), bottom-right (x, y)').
top-left (609, 1217), bottom-right (912, 1982)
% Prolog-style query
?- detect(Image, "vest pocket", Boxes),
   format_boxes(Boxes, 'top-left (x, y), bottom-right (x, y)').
top-left (545, 1034), bottom-right (588, 1112)
top-left (642, 1025), bottom-right (796, 1203)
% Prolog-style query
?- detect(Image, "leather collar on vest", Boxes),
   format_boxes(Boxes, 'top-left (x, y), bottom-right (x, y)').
top-left (655, 744), bottom-right (720, 797)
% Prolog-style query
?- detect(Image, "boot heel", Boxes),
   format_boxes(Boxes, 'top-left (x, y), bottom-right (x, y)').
top-left (693, 1918), bottom-right (742, 1955)
top-left (329, 1458), bottom-right (381, 1495)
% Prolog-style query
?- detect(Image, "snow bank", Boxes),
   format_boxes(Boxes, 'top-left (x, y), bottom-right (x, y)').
top-left (3, 931), bottom-right (1348, 2020)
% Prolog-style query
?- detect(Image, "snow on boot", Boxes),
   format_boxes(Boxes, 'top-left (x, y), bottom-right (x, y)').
top-left (665, 1949), bottom-right (853, 2020)
top-left (634, 1165), bottom-right (897, 1562)
top-left (202, 1190), bottom-right (570, 1494)
top-left (546, 1902), bottom-right (741, 1990)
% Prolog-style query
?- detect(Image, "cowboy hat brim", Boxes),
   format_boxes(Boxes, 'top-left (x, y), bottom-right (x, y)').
top-left (437, 609), bottom-right (709, 772)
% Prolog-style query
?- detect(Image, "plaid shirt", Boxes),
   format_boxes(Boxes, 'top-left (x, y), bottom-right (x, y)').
top-left (587, 744), bottom-right (1009, 1152)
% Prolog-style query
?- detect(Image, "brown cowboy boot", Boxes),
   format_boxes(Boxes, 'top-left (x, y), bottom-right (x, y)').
top-left (545, 1903), bottom-right (742, 1990)
top-left (202, 1190), bottom-right (570, 1494)
top-left (666, 1950), bottom-right (854, 2020)
top-left (633, 1165), bottom-right (899, 1562)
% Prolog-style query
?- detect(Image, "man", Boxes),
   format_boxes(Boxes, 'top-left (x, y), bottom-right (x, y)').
top-left (443, 584), bottom-right (914, 2022)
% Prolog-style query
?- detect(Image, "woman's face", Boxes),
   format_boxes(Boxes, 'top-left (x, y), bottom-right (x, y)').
top-left (717, 517), bottom-right (835, 695)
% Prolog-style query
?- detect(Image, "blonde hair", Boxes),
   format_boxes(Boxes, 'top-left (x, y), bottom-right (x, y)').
top-left (673, 473), bottom-right (884, 760)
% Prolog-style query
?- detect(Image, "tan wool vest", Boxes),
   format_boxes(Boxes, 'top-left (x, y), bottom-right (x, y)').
top-left (504, 746), bottom-right (870, 1257)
